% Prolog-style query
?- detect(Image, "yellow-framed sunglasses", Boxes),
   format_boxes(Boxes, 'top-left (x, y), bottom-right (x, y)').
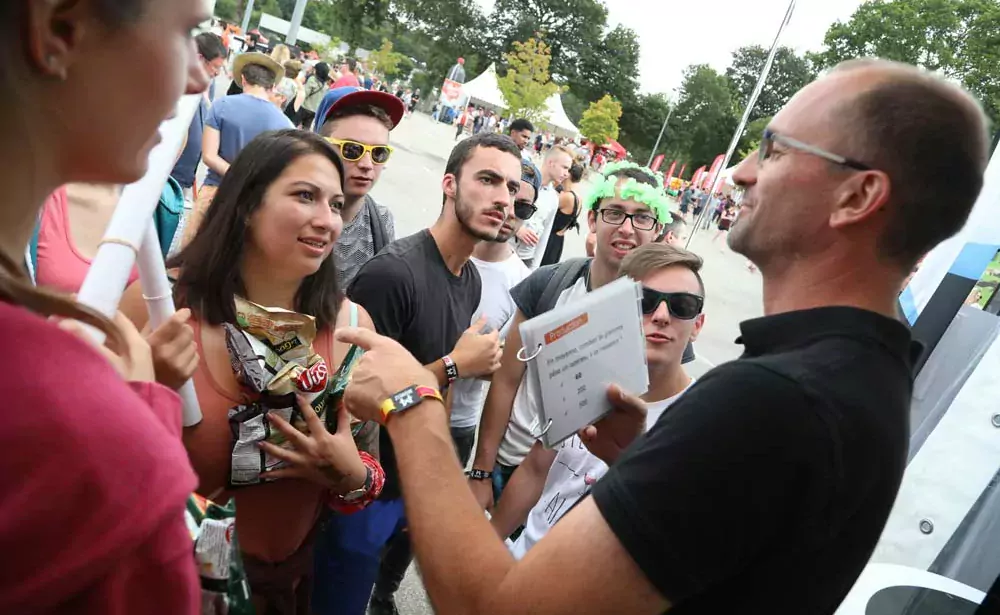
top-left (325, 138), bottom-right (394, 165)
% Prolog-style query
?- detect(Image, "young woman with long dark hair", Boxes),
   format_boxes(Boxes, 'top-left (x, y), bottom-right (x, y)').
top-left (122, 129), bottom-right (383, 614)
top-left (0, 0), bottom-right (211, 612)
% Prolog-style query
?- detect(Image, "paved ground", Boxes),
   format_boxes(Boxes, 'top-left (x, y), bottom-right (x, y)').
top-left (367, 112), bottom-right (764, 614)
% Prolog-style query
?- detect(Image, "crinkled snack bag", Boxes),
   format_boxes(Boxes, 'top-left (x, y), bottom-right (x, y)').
top-left (223, 323), bottom-right (267, 394)
top-left (266, 355), bottom-right (330, 431)
top-left (234, 297), bottom-right (316, 366)
top-left (227, 392), bottom-right (297, 487)
top-left (185, 494), bottom-right (254, 615)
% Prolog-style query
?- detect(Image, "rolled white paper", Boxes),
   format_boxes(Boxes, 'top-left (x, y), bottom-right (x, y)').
top-left (77, 95), bottom-right (201, 326)
top-left (138, 222), bottom-right (203, 426)
top-left (76, 95), bottom-right (203, 424)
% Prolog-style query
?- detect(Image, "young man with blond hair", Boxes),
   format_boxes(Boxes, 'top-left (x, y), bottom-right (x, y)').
top-left (490, 242), bottom-right (705, 558)
top-left (515, 144), bottom-right (574, 268)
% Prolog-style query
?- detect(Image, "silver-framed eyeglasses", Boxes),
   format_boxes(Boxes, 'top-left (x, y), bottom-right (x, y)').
top-left (759, 128), bottom-right (872, 171)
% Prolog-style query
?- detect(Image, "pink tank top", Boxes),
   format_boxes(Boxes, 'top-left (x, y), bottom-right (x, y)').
top-left (35, 186), bottom-right (139, 294)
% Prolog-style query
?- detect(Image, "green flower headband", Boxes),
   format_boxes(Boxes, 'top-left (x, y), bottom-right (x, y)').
top-left (584, 160), bottom-right (673, 224)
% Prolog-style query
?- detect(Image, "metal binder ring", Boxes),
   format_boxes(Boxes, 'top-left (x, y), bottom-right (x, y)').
top-left (516, 343), bottom-right (543, 362)
top-left (535, 418), bottom-right (553, 439)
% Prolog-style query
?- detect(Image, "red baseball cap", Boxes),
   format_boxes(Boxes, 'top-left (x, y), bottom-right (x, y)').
top-left (317, 87), bottom-right (406, 131)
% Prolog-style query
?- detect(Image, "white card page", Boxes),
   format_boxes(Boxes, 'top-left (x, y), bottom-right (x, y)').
top-left (518, 277), bottom-right (649, 447)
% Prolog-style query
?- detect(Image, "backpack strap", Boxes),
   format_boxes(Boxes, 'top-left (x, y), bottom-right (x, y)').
top-left (536, 258), bottom-right (590, 315)
top-left (365, 196), bottom-right (389, 255)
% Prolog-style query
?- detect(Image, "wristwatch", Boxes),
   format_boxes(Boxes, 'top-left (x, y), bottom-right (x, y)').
top-left (442, 355), bottom-right (460, 383)
top-left (380, 385), bottom-right (443, 423)
top-left (466, 468), bottom-right (493, 481)
top-left (340, 465), bottom-right (373, 503)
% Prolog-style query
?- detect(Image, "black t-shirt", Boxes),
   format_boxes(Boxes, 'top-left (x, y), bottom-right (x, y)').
top-left (591, 307), bottom-right (916, 614)
top-left (347, 229), bottom-right (482, 499)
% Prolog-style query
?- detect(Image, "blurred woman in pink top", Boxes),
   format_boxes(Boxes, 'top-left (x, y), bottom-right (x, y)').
top-left (0, 1), bottom-right (211, 613)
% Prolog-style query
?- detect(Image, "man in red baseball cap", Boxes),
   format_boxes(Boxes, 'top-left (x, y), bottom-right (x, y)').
top-left (312, 87), bottom-right (406, 288)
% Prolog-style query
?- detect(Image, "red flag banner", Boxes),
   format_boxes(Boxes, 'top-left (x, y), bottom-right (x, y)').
top-left (691, 166), bottom-right (706, 187)
top-left (665, 160), bottom-right (677, 182)
top-left (703, 154), bottom-right (725, 190)
top-left (678, 163), bottom-right (688, 180)
top-left (650, 154), bottom-right (665, 171)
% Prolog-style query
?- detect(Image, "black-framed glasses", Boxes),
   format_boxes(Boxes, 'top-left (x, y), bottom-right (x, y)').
top-left (640, 288), bottom-right (703, 320)
top-left (326, 138), bottom-right (394, 164)
top-left (598, 208), bottom-right (658, 231)
top-left (514, 199), bottom-right (537, 220)
top-left (759, 128), bottom-right (872, 171)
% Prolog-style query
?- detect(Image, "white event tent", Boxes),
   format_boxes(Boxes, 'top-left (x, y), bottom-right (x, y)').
top-left (458, 64), bottom-right (580, 137)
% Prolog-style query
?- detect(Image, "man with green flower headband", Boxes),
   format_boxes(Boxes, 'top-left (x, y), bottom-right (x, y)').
top-left (468, 160), bottom-right (672, 511)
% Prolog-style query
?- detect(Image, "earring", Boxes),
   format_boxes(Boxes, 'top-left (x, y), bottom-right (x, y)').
top-left (46, 55), bottom-right (67, 80)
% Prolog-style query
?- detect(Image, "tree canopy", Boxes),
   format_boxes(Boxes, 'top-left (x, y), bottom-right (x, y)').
top-left (579, 95), bottom-right (623, 146)
top-left (810, 0), bottom-right (1000, 124)
top-left (497, 38), bottom-right (560, 123)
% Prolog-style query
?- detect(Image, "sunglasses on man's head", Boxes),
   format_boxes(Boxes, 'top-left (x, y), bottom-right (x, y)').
top-left (514, 199), bottom-right (537, 221)
top-left (640, 288), bottom-right (703, 320)
top-left (326, 138), bottom-right (394, 165)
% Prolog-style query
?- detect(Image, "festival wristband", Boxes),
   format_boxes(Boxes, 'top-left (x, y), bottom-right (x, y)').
top-left (379, 385), bottom-right (444, 423)
top-left (466, 468), bottom-right (493, 481)
top-left (442, 355), bottom-right (459, 383)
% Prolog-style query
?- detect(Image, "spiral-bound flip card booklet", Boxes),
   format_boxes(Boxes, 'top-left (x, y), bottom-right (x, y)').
top-left (518, 277), bottom-right (649, 448)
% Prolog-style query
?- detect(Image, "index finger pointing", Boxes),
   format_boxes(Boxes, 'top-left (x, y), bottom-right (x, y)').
top-left (335, 326), bottom-right (383, 350)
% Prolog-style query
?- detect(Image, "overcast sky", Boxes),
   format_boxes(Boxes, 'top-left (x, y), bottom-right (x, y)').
top-left (474, 0), bottom-right (866, 95)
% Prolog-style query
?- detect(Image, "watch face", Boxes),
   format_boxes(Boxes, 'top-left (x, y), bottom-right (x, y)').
top-left (342, 488), bottom-right (366, 502)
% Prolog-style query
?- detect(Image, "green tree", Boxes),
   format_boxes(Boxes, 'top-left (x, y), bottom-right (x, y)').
top-left (367, 39), bottom-right (406, 78)
top-left (666, 65), bottom-right (738, 170)
top-left (250, 0), bottom-right (282, 26)
top-left (726, 45), bottom-right (816, 123)
top-left (737, 115), bottom-right (772, 159)
top-left (383, 0), bottom-right (489, 89)
top-left (618, 93), bottom-right (672, 167)
top-left (579, 95), bottom-right (623, 146)
top-left (573, 24), bottom-right (641, 107)
top-left (325, 0), bottom-right (391, 54)
top-left (215, 0), bottom-right (240, 22)
top-left (486, 0), bottom-right (608, 83)
top-left (497, 38), bottom-right (560, 123)
top-left (561, 90), bottom-right (587, 124)
top-left (810, 0), bottom-right (1000, 124)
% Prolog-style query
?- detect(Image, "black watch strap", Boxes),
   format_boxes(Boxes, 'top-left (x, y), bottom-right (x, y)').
top-left (466, 468), bottom-right (493, 481)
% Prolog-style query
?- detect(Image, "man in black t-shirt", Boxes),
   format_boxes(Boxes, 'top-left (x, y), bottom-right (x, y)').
top-left (312, 132), bottom-right (523, 615)
top-left (333, 60), bottom-right (991, 614)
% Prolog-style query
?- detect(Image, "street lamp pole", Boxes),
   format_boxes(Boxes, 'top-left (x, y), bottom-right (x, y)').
top-left (647, 103), bottom-right (675, 168)
top-left (241, 0), bottom-right (256, 33)
top-left (287, 0), bottom-right (308, 46)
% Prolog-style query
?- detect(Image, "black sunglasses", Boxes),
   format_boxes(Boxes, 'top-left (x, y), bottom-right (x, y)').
top-left (640, 288), bottom-right (703, 320)
top-left (514, 199), bottom-right (537, 220)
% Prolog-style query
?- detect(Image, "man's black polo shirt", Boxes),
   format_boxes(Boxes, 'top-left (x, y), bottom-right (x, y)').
top-left (592, 306), bottom-right (916, 614)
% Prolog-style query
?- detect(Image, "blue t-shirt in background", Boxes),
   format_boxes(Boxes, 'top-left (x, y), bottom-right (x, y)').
top-left (203, 93), bottom-right (293, 187)
top-left (170, 96), bottom-right (209, 189)
top-left (171, 80), bottom-right (217, 189)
